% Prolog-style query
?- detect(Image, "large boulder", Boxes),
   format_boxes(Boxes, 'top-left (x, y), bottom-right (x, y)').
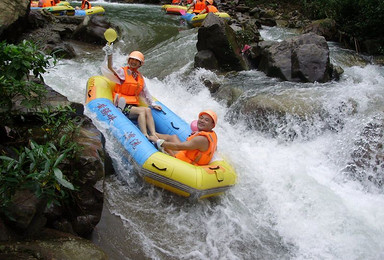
top-left (19, 10), bottom-right (83, 58)
top-left (195, 13), bottom-right (248, 72)
top-left (0, 0), bottom-right (30, 41)
top-left (256, 33), bottom-right (335, 83)
top-left (72, 15), bottom-right (113, 45)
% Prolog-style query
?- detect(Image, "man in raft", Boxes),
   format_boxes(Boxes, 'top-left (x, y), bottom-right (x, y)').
top-left (149, 110), bottom-right (218, 166)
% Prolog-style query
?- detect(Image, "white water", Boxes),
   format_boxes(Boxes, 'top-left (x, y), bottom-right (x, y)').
top-left (43, 3), bottom-right (384, 259)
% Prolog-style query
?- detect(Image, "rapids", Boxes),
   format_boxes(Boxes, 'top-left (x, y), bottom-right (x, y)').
top-left (43, 2), bottom-right (384, 259)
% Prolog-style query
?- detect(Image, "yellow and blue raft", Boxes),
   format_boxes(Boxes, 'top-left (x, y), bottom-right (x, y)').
top-left (85, 75), bottom-right (237, 199)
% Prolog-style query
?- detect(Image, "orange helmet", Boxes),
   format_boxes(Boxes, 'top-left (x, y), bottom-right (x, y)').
top-left (207, 0), bottom-right (213, 4)
top-left (199, 110), bottom-right (217, 127)
top-left (128, 51), bottom-right (144, 65)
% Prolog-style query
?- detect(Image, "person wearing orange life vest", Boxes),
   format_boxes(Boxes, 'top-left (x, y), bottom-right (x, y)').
top-left (199, 0), bottom-right (218, 14)
top-left (103, 44), bottom-right (162, 139)
top-left (186, 0), bottom-right (207, 14)
top-left (80, 0), bottom-right (91, 9)
top-left (38, 0), bottom-right (54, 7)
top-left (149, 110), bottom-right (218, 166)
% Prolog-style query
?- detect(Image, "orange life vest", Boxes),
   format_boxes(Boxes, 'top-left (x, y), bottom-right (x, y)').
top-left (193, 0), bottom-right (206, 13)
top-left (206, 5), bottom-right (218, 13)
top-left (39, 0), bottom-right (54, 7)
top-left (172, 0), bottom-right (181, 4)
top-left (81, 0), bottom-right (91, 9)
top-left (175, 131), bottom-right (217, 166)
top-left (113, 67), bottom-right (144, 106)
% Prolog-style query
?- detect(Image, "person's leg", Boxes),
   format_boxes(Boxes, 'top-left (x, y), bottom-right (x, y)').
top-left (156, 133), bottom-right (181, 143)
top-left (155, 133), bottom-right (181, 156)
top-left (129, 107), bottom-right (149, 137)
top-left (144, 107), bottom-right (158, 138)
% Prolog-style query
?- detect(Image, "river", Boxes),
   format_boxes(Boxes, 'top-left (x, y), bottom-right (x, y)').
top-left (43, 2), bottom-right (384, 259)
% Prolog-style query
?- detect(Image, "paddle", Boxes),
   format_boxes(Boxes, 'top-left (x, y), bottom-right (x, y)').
top-left (101, 28), bottom-right (120, 83)
top-left (104, 28), bottom-right (117, 45)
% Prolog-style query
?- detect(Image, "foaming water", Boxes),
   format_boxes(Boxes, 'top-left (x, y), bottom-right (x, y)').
top-left (45, 4), bottom-right (384, 259)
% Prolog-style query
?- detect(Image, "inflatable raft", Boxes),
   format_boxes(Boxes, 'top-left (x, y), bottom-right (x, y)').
top-left (181, 12), bottom-right (231, 27)
top-left (75, 6), bottom-right (105, 16)
top-left (85, 75), bottom-right (237, 199)
top-left (31, 4), bottom-right (75, 16)
top-left (161, 4), bottom-right (188, 15)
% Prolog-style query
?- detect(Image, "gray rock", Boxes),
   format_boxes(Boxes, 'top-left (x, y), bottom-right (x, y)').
top-left (195, 50), bottom-right (219, 70)
top-left (257, 33), bottom-right (335, 82)
top-left (0, 0), bottom-right (30, 39)
top-left (195, 13), bottom-right (248, 72)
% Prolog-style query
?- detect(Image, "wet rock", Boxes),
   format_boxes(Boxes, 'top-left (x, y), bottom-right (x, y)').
top-left (203, 79), bottom-right (221, 93)
top-left (343, 118), bottom-right (384, 192)
top-left (256, 33), bottom-right (335, 83)
top-left (195, 50), bottom-right (219, 70)
top-left (0, 228), bottom-right (108, 260)
top-left (72, 16), bottom-right (113, 45)
top-left (49, 42), bottom-right (77, 59)
top-left (0, 0), bottom-right (30, 41)
top-left (213, 85), bottom-right (243, 107)
top-left (292, 43), bottom-right (331, 82)
top-left (3, 190), bottom-right (47, 237)
top-left (195, 13), bottom-right (248, 72)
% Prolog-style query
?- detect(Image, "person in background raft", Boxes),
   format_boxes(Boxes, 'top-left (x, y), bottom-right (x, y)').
top-left (38, 0), bottom-right (55, 7)
top-left (186, 0), bottom-right (207, 14)
top-left (75, 0), bottom-right (91, 10)
top-left (171, 0), bottom-right (182, 5)
top-left (199, 0), bottom-right (218, 14)
top-left (102, 44), bottom-right (162, 139)
top-left (149, 110), bottom-right (218, 166)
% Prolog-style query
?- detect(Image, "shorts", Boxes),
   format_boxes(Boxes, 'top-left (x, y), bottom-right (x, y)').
top-left (122, 105), bottom-right (133, 117)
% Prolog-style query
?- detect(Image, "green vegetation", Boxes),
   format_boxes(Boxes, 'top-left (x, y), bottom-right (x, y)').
top-left (0, 41), bottom-right (82, 216)
top-left (246, 0), bottom-right (383, 41)
top-left (301, 0), bottom-right (384, 39)
top-left (0, 40), bottom-right (55, 116)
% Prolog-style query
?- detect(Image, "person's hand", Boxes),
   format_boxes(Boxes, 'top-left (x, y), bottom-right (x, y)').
top-left (152, 105), bottom-right (162, 111)
top-left (102, 43), bottom-right (113, 56)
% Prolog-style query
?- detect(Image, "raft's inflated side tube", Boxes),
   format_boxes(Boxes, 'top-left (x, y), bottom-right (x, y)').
top-left (30, 5), bottom-right (75, 16)
top-left (190, 12), bottom-right (231, 27)
top-left (85, 75), bottom-right (237, 199)
top-left (164, 5), bottom-right (188, 15)
top-left (75, 6), bottom-right (105, 16)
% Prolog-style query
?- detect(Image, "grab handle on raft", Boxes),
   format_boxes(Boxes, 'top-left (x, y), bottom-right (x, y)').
top-left (171, 122), bottom-right (180, 130)
top-left (215, 171), bottom-right (224, 182)
top-left (152, 163), bottom-right (167, 171)
top-left (209, 166), bottom-right (224, 182)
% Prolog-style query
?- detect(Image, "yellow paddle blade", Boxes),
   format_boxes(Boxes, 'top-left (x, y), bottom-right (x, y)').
top-left (104, 28), bottom-right (117, 43)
